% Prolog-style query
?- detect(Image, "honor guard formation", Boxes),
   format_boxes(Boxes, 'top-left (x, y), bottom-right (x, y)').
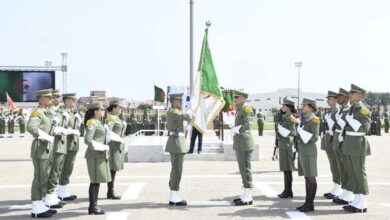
top-left (0, 83), bottom-right (376, 218)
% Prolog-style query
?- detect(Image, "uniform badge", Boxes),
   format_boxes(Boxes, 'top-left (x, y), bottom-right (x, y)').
top-left (244, 106), bottom-right (253, 114)
top-left (311, 117), bottom-right (320, 124)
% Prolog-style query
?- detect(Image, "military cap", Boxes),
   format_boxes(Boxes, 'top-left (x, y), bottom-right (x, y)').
top-left (169, 93), bottom-right (184, 100)
top-left (282, 99), bottom-right (295, 106)
top-left (36, 89), bottom-right (53, 97)
top-left (52, 89), bottom-right (61, 97)
top-left (326, 90), bottom-right (338, 98)
top-left (302, 98), bottom-right (316, 107)
top-left (87, 102), bottom-right (105, 110)
top-left (109, 99), bottom-right (126, 108)
top-left (234, 90), bottom-right (248, 98)
top-left (350, 84), bottom-right (366, 94)
top-left (62, 93), bottom-right (76, 99)
top-left (338, 88), bottom-right (349, 97)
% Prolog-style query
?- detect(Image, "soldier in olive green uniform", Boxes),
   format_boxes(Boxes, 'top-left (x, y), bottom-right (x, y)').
top-left (106, 99), bottom-right (127, 199)
top-left (7, 113), bottom-right (15, 137)
top-left (58, 94), bottom-right (81, 202)
top-left (45, 90), bottom-right (68, 209)
top-left (276, 99), bottom-right (298, 199)
top-left (0, 111), bottom-right (5, 138)
top-left (332, 88), bottom-right (355, 205)
top-left (256, 109), bottom-right (265, 136)
top-left (322, 91), bottom-right (343, 200)
top-left (342, 84), bottom-right (371, 213)
top-left (384, 110), bottom-right (389, 133)
top-left (27, 89), bottom-right (57, 218)
top-left (165, 94), bottom-right (194, 206)
top-left (231, 91), bottom-right (255, 206)
top-left (17, 110), bottom-right (27, 137)
top-left (84, 102), bottom-right (111, 215)
top-left (296, 98), bottom-right (320, 212)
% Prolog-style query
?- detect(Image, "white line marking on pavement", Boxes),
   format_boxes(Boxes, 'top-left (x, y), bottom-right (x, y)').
top-left (0, 204), bottom-right (31, 210)
top-left (381, 203), bottom-right (390, 207)
top-left (121, 183), bottom-right (146, 200)
top-left (187, 201), bottom-right (231, 206)
top-left (253, 182), bottom-right (279, 198)
top-left (73, 174), bottom-right (332, 179)
top-left (286, 211), bottom-right (311, 220)
top-left (106, 212), bottom-right (129, 220)
top-left (1, 181), bottom-right (390, 189)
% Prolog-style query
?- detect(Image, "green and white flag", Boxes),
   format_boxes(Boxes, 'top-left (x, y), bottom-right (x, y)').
top-left (190, 28), bottom-right (225, 134)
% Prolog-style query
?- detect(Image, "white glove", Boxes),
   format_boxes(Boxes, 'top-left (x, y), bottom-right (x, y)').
top-left (92, 140), bottom-right (109, 151)
top-left (338, 133), bottom-right (344, 142)
top-left (292, 145), bottom-right (296, 153)
top-left (62, 111), bottom-right (70, 120)
top-left (232, 125), bottom-right (241, 134)
top-left (186, 109), bottom-right (195, 119)
top-left (52, 117), bottom-right (59, 125)
top-left (345, 114), bottom-right (362, 131)
top-left (37, 129), bottom-right (54, 143)
top-left (65, 128), bottom-right (80, 136)
top-left (110, 132), bottom-right (125, 144)
top-left (337, 118), bottom-right (346, 129)
top-left (54, 126), bottom-right (65, 135)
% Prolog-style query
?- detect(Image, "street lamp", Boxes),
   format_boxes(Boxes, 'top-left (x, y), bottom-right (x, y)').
top-left (295, 62), bottom-right (303, 108)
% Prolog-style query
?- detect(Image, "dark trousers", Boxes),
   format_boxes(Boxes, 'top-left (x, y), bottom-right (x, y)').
top-left (189, 128), bottom-right (203, 153)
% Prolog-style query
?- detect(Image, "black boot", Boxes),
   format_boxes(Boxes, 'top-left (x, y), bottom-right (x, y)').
top-left (296, 178), bottom-right (309, 210)
top-left (300, 181), bottom-right (317, 212)
top-left (107, 170), bottom-right (121, 199)
top-left (278, 171), bottom-right (288, 198)
top-left (283, 171), bottom-right (293, 198)
top-left (88, 183), bottom-right (105, 215)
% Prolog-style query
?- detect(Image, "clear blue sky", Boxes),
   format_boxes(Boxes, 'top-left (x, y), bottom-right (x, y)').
top-left (1, 0), bottom-right (389, 100)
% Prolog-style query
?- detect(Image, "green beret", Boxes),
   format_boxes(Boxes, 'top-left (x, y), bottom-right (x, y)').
top-left (338, 88), bottom-right (349, 97)
top-left (87, 102), bottom-right (105, 110)
top-left (326, 90), bottom-right (338, 98)
top-left (169, 93), bottom-right (183, 100)
top-left (52, 89), bottom-right (61, 97)
top-left (36, 89), bottom-right (53, 97)
top-left (62, 93), bottom-right (76, 99)
top-left (282, 99), bottom-right (295, 106)
top-left (233, 90), bottom-right (248, 98)
top-left (302, 98), bottom-right (316, 107)
top-left (109, 99), bottom-right (126, 108)
top-left (350, 84), bottom-right (366, 94)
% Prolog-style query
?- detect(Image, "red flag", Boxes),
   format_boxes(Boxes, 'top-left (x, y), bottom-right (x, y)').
top-left (6, 92), bottom-right (18, 112)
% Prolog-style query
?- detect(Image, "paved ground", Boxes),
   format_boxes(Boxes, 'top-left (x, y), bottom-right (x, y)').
top-left (0, 130), bottom-right (389, 220)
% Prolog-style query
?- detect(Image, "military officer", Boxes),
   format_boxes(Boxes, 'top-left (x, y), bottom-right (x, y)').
top-left (342, 84), bottom-right (371, 213)
top-left (84, 102), bottom-right (111, 215)
top-left (322, 91), bottom-right (343, 200)
top-left (7, 112), bottom-right (15, 137)
top-left (256, 109), bottom-right (265, 136)
top-left (106, 99), bottom-right (127, 199)
top-left (27, 89), bottom-right (57, 218)
top-left (165, 94), bottom-right (194, 206)
top-left (383, 109), bottom-right (389, 133)
top-left (45, 89), bottom-right (69, 209)
top-left (276, 99), bottom-right (298, 199)
top-left (0, 110), bottom-right (5, 138)
top-left (58, 93), bottom-right (81, 202)
top-left (16, 109), bottom-right (27, 137)
top-left (231, 91), bottom-right (255, 206)
top-left (375, 109), bottom-right (381, 136)
top-left (332, 88), bottom-right (355, 206)
top-left (296, 98), bottom-right (320, 212)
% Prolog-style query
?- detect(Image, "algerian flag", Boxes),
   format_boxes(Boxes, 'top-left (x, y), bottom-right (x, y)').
top-left (190, 28), bottom-right (225, 134)
top-left (154, 85), bottom-right (166, 103)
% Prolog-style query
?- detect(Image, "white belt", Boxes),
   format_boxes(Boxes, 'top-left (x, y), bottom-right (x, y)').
top-left (325, 130), bottom-right (334, 135)
top-left (346, 131), bottom-right (366, 136)
top-left (335, 129), bottom-right (342, 133)
top-left (169, 132), bottom-right (185, 137)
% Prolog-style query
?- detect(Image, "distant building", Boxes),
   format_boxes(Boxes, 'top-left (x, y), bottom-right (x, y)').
top-left (248, 88), bottom-right (327, 116)
top-left (78, 90), bottom-right (125, 107)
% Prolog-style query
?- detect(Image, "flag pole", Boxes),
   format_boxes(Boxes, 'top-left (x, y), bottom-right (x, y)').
top-left (189, 0), bottom-right (194, 96)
